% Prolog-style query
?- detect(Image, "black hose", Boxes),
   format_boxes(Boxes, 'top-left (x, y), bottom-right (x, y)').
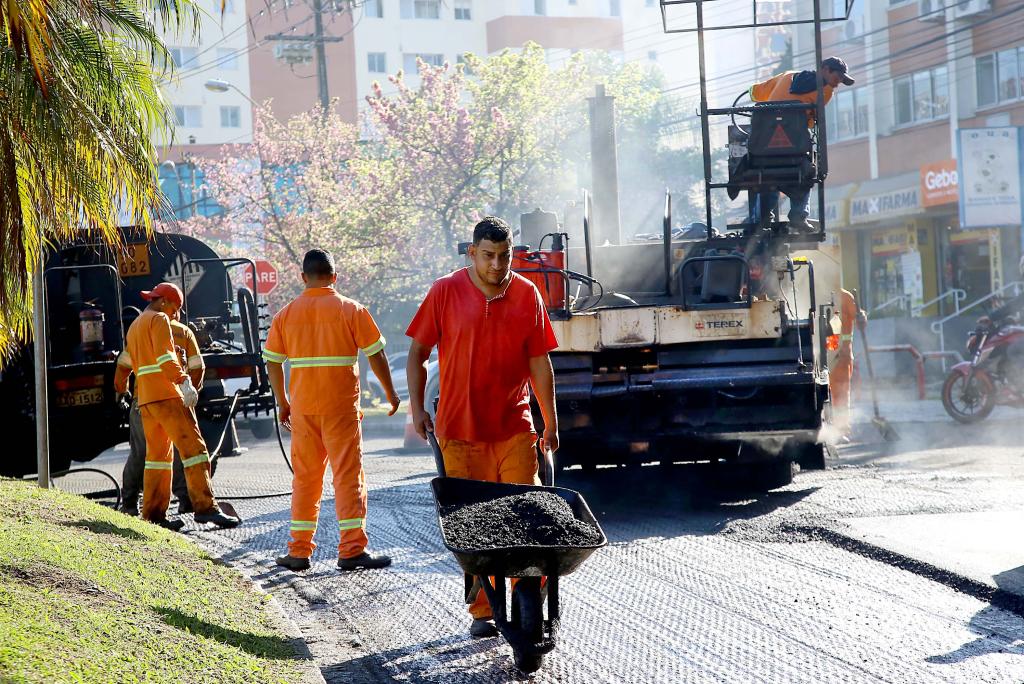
top-left (22, 468), bottom-right (122, 510)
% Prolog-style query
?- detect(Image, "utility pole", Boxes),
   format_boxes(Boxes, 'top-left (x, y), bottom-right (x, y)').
top-left (32, 249), bottom-right (49, 489)
top-left (265, 0), bottom-right (344, 113)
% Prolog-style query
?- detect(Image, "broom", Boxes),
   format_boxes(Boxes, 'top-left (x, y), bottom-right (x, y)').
top-left (853, 290), bottom-right (900, 442)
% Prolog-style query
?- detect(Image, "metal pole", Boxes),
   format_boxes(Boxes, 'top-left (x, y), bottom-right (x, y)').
top-left (32, 248), bottom-right (49, 488)
top-left (312, 0), bottom-right (330, 112)
top-left (695, 0), bottom-right (713, 236)
top-left (813, 0), bottom-right (827, 236)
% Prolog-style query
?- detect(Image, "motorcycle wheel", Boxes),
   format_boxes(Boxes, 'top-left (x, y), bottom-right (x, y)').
top-left (942, 372), bottom-right (996, 424)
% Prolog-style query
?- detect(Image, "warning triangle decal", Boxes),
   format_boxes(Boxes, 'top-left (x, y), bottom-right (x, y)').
top-left (766, 123), bottom-right (793, 149)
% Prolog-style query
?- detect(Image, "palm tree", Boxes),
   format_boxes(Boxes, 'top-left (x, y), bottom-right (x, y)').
top-left (0, 0), bottom-right (202, 359)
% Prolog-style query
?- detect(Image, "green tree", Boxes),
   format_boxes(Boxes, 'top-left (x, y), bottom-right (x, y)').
top-left (0, 0), bottom-right (199, 358)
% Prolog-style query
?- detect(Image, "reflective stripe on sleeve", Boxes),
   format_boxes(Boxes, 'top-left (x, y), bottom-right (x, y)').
top-left (262, 349), bottom-right (287, 363)
top-left (180, 453), bottom-right (210, 468)
top-left (839, 334), bottom-right (854, 342)
top-left (117, 351), bottom-right (133, 368)
top-left (187, 355), bottom-right (205, 370)
top-left (144, 461), bottom-right (173, 471)
top-left (290, 356), bottom-right (357, 368)
top-left (290, 520), bottom-right (317, 532)
top-left (361, 337), bottom-right (386, 356)
top-left (338, 517), bottom-right (365, 531)
top-left (156, 352), bottom-right (177, 366)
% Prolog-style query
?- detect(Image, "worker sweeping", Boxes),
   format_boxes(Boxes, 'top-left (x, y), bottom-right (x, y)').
top-left (267, 249), bottom-right (400, 572)
top-left (114, 282), bottom-right (240, 531)
top-left (406, 216), bottom-right (560, 638)
top-left (117, 309), bottom-right (205, 517)
top-left (746, 56), bottom-right (856, 231)
top-left (830, 288), bottom-right (865, 443)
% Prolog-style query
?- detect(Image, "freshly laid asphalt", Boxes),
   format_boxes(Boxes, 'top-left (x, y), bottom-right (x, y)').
top-left (75, 399), bottom-right (1024, 683)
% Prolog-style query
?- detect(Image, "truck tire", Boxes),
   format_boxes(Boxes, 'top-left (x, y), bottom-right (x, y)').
top-left (795, 442), bottom-right (828, 471)
top-left (748, 459), bottom-right (793, 490)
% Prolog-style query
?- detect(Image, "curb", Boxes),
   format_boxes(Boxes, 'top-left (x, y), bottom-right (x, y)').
top-left (261, 586), bottom-right (329, 684)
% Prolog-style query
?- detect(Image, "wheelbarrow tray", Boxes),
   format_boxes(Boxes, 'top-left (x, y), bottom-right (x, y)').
top-left (431, 477), bottom-right (607, 578)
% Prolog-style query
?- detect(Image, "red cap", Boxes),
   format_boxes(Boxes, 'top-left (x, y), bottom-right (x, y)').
top-left (140, 282), bottom-right (184, 308)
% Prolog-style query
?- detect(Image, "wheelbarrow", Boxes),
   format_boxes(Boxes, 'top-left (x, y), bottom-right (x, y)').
top-left (427, 431), bottom-right (607, 673)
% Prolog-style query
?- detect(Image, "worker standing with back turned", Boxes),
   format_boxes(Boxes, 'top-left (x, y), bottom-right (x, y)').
top-left (114, 282), bottom-right (240, 531)
top-left (267, 249), bottom-right (400, 572)
top-left (406, 216), bottom-right (560, 638)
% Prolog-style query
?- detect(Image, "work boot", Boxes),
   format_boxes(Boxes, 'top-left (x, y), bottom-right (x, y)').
top-left (337, 552), bottom-right (392, 571)
top-left (788, 217), bottom-right (813, 233)
top-left (120, 504), bottom-right (139, 517)
top-left (469, 618), bottom-right (498, 638)
top-left (275, 554), bottom-right (311, 571)
top-left (177, 500), bottom-right (194, 515)
top-left (152, 517), bottom-right (185, 532)
top-left (194, 506), bottom-right (241, 529)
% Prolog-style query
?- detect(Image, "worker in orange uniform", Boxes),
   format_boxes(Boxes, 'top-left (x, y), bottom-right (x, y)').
top-left (114, 282), bottom-right (240, 531)
top-left (118, 310), bottom-right (206, 517)
top-left (406, 216), bottom-right (560, 638)
top-left (830, 288), bottom-right (865, 442)
top-left (267, 249), bottom-right (400, 572)
top-left (746, 56), bottom-right (856, 231)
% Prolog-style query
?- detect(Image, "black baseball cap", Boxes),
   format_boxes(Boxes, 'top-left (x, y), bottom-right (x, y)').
top-left (821, 56), bottom-right (855, 85)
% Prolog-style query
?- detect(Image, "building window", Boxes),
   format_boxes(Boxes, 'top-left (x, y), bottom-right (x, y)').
top-left (975, 47), bottom-right (1024, 108)
top-left (215, 48), bottom-right (238, 70)
top-left (534, 0), bottom-right (546, 16)
top-left (400, 0), bottom-right (440, 19)
top-left (826, 88), bottom-right (868, 142)
top-left (403, 53), bottom-right (444, 72)
top-left (364, 0), bottom-right (383, 17)
top-left (220, 106), bottom-right (241, 128)
top-left (456, 54), bottom-right (474, 74)
top-left (609, 0), bottom-right (620, 16)
top-left (647, 50), bottom-right (657, 62)
top-left (168, 47), bottom-right (198, 69)
top-left (174, 105), bottom-right (202, 128)
top-left (893, 65), bottom-right (948, 126)
top-left (368, 52), bottom-right (387, 73)
top-left (645, 0), bottom-right (654, 6)
top-left (454, 0), bottom-right (471, 20)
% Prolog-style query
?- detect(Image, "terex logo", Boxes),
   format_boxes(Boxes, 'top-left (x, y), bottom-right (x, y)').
top-left (703, 319), bottom-right (744, 329)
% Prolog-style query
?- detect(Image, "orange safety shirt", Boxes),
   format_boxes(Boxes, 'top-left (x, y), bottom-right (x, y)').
top-left (170, 319), bottom-right (205, 375)
top-left (118, 308), bottom-right (188, 405)
top-left (263, 287), bottom-right (386, 416)
top-left (406, 268), bottom-right (559, 443)
top-left (749, 71), bottom-right (834, 125)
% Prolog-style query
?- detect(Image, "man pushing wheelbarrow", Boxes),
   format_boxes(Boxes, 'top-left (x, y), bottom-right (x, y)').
top-left (406, 216), bottom-right (562, 639)
top-left (407, 216), bottom-right (605, 673)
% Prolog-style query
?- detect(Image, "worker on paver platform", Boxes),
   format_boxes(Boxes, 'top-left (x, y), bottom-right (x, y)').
top-left (114, 282), bottom-right (240, 531)
top-left (830, 288), bottom-right (865, 442)
top-left (406, 216), bottom-right (560, 639)
top-left (118, 310), bottom-right (204, 517)
top-left (267, 249), bottom-right (400, 573)
top-left (746, 56), bottom-right (856, 230)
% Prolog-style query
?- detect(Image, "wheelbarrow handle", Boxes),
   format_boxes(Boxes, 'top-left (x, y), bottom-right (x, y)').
top-left (539, 445), bottom-right (555, 487)
top-left (426, 430), bottom-right (446, 477)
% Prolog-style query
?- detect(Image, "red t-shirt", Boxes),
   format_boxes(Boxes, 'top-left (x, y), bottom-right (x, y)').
top-left (406, 268), bottom-right (559, 442)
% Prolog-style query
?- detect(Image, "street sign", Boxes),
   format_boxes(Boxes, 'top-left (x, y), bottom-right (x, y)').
top-left (243, 259), bottom-right (279, 296)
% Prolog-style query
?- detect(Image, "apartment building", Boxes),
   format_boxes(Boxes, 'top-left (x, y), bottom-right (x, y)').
top-left (790, 0), bottom-right (1024, 320)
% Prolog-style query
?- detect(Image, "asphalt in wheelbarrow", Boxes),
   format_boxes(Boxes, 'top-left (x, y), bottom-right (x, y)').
top-left (441, 490), bottom-right (603, 550)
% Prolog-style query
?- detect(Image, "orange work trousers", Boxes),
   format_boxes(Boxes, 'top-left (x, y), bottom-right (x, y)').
top-left (831, 354), bottom-right (853, 433)
top-left (439, 431), bottom-right (541, 620)
top-left (140, 398), bottom-right (217, 521)
top-left (288, 412), bottom-right (368, 560)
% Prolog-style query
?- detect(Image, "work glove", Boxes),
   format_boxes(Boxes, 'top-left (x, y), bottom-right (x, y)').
top-left (179, 376), bottom-right (199, 408)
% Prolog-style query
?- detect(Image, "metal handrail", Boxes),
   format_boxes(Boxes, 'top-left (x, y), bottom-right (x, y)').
top-left (870, 294), bottom-right (909, 315)
top-left (930, 281), bottom-right (1024, 369)
top-left (912, 288), bottom-right (966, 317)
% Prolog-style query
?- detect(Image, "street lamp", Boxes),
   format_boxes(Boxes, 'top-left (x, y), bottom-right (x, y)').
top-left (204, 78), bottom-right (258, 106)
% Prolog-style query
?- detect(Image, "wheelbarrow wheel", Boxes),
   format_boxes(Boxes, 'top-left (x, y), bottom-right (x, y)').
top-left (511, 578), bottom-right (545, 673)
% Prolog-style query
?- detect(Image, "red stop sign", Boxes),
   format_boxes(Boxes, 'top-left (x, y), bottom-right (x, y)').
top-left (243, 259), bottom-right (279, 296)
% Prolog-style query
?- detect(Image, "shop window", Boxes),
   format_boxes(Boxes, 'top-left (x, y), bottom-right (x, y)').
top-left (893, 65), bottom-right (948, 126)
top-left (975, 47), bottom-right (1024, 108)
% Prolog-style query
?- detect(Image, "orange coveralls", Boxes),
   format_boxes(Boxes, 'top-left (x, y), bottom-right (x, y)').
top-left (115, 309), bottom-right (217, 521)
top-left (830, 289), bottom-right (858, 434)
top-left (263, 287), bottom-right (387, 560)
top-left (749, 71), bottom-right (835, 126)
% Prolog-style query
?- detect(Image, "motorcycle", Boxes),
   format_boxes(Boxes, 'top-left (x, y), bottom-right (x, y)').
top-left (941, 317), bottom-right (1024, 423)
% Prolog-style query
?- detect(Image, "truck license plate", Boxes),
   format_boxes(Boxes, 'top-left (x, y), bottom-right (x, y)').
top-left (57, 388), bottom-right (104, 408)
top-left (118, 243), bottom-right (151, 278)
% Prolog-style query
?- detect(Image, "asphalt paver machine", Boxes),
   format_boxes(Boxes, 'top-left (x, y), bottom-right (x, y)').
top-left (508, 0), bottom-right (855, 488)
